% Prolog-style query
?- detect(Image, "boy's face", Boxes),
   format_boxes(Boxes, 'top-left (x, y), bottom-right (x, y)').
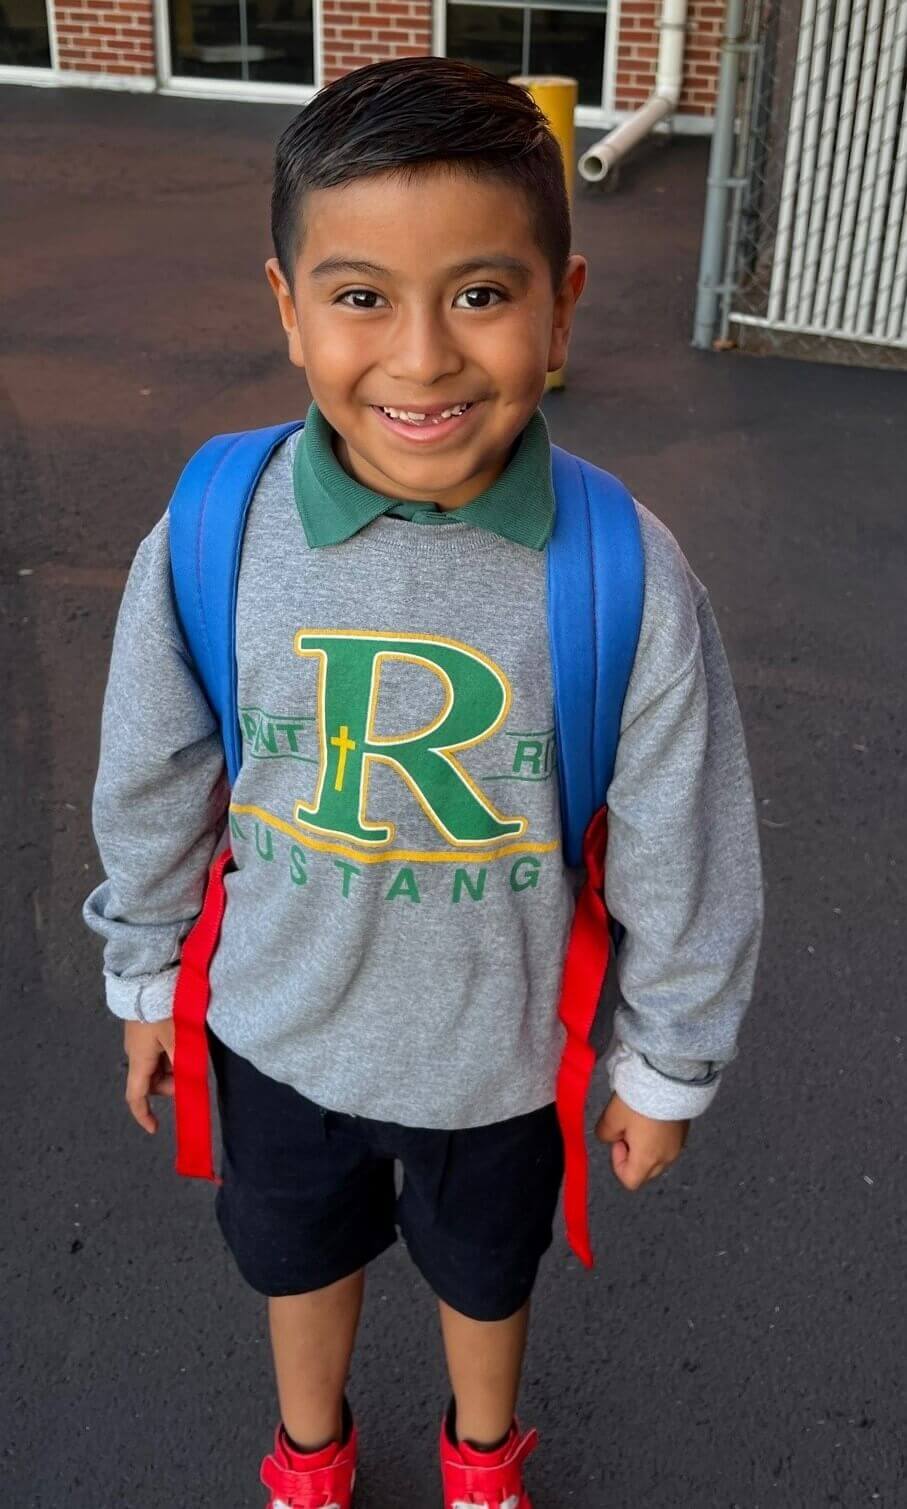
top-left (266, 166), bottom-right (586, 509)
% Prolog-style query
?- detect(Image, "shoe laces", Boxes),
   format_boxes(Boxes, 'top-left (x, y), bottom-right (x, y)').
top-left (264, 1457), bottom-right (347, 1508)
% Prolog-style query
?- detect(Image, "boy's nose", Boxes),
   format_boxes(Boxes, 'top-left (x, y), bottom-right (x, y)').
top-left (383, 307), bottom-right (463, 388)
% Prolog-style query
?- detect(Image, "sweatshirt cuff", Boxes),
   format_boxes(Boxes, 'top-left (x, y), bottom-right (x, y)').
top-left (104, 967), bottom-right (178, 1024)
top-left (604, 1038), bottom-right (721, 1120)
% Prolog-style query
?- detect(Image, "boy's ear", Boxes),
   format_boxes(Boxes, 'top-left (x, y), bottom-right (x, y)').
top-left (547, 254), bottom-right (587, 374)
top-left (265, 257), bottom-right (305, 370)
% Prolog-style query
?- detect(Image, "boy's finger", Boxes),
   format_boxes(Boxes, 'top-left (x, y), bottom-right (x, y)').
top-left (609, 1138), bottom-right (630, 1176)
top-left (125, 1069), bottom-right (157, 1133)
top-left (594, 1103), bottom-right (625, 1143)
top-left (612, 1145), bottom-right (654, 1191)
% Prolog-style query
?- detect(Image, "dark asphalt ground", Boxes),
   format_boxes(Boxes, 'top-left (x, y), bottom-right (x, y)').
top-left (1, 84), bottom-right (905, 1509)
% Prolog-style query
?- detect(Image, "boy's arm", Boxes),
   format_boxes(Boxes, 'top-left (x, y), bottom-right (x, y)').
top-left (601, 504), bottom-right (764, 1122)
top-left (83, 512), bottom-right (229, 1023)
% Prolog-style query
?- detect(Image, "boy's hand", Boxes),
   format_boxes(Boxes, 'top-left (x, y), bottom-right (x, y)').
top-left (124, 1018), bottom-right (175, 1134)
top-left (595, 1093), bottom-right (689, 1191)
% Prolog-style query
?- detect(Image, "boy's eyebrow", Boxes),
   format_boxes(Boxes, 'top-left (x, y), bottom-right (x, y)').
top-left (308, 255), bottom-right (533, 285)
top-left (308, 258), bottom-right (391, 280)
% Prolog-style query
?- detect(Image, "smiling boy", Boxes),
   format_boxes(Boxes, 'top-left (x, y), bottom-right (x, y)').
top-left (84, 58), bottom-right (763, 1508)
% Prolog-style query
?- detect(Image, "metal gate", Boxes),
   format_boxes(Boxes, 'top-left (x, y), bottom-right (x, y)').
top-left (694, 0), bottom-right (907, 368)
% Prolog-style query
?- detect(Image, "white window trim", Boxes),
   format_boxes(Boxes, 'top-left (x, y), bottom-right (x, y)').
top-left (152, 0), bottom-right (322, 96)
top-left (432, 0), bottom-right (617, 122)
top-left (0, 0), bottom-right (58, 76)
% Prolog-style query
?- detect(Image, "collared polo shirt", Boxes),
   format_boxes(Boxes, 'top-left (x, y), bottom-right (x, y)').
top-left (293, 400), bottom-right (555, 551)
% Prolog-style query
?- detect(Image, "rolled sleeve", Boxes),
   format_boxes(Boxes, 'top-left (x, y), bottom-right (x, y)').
top-left (601, 505), bottom-right (764, 1120)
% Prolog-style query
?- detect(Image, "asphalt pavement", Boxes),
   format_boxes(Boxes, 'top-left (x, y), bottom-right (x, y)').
top-left (1, 83), bottom-right (905, 1508)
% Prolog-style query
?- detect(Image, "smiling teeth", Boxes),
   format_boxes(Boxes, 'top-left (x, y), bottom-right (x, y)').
top-left (381, 403), bottom-right (469, 423)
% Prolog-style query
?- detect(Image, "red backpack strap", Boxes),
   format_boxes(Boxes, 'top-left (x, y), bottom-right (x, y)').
top-left (555, 808), bottom-right (610, 1268)
top-left (172, 849), bottom-right (235, 1181)
top-left (548, 449), bottom-right (643, 1269)
top-left (168, 422), bottom-right (302, 1181)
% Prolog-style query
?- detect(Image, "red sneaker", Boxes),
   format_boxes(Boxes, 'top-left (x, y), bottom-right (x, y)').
top-left (439, 1414), bottom-right (539, 1509)
top-left (260, 1418), bottom-right (357, 1509)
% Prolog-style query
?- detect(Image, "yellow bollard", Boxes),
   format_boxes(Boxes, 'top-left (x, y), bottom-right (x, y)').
top-left (509, 74), bottom-right (578, 392)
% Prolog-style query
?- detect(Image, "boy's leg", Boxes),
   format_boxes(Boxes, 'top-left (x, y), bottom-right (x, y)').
top-left (438, 1297), bottom-right (530, 1447)
top-left (396, 1100), bottom-right (563, 1457)
top-left (269, 1269), bottom-right (365, 1449)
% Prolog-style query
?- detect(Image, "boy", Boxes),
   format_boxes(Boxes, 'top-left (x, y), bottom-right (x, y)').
top-left (84, 57), bottom-right (763, 1509)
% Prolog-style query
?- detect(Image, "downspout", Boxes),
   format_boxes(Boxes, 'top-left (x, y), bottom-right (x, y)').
top-left (579, 0), bottom-right (688, 184)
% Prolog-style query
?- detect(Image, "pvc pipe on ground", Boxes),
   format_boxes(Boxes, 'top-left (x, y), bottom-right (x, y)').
top-left (578, 0), bottom-right (687, 184)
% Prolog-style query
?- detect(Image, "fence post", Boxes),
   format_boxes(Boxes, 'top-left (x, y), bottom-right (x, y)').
top-left (692, 0), bottom-right (748, 348)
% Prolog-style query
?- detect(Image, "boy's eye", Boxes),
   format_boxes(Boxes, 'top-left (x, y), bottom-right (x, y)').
top-left (336, 289), bottom-right (387, 310)
top-left (454, 286), bottom-right (505, 310)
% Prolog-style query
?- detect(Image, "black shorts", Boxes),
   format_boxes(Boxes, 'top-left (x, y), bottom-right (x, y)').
top-left (209, 1031), bottom-right (564, 1322)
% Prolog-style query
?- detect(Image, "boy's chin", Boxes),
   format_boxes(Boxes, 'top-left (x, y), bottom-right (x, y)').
top-left (368, 445), bottom-right (488, 500)
top-left (373, 449), bottom-right (476, 486)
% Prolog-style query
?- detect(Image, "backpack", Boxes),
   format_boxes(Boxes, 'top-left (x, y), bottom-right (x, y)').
top-left (168, 419), bottom-right (644, 1268)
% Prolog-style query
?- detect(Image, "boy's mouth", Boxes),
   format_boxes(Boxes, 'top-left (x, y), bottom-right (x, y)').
top-left (370, 401), bottom-right (479, 443)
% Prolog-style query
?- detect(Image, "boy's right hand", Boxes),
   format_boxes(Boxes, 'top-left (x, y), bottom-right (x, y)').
top-left (124, 1018), bottom-right (175, 1134)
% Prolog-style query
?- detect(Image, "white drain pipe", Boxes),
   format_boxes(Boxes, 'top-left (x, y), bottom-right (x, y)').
top-left (579, 0), bottom-right (688, 184)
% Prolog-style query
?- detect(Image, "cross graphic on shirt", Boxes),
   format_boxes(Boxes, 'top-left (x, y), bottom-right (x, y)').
top-left (330, 724), bottom-right (357, 792)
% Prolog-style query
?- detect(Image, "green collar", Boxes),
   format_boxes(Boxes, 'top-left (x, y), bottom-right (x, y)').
top-left (293, 401), bottom-right (554, 551)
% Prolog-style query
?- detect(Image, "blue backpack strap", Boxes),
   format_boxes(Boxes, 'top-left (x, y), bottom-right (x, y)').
top-left (168, 421), bottom-right (304, 784)
top-left (547, 444), bottom-right (645, 869)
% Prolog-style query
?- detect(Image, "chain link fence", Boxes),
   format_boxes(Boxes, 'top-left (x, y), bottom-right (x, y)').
top-left (696, 0), bottom-right (907, 369)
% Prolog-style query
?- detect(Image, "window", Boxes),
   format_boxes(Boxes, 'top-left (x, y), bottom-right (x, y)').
top-left (444, 0), bottom-right (607, 109)
top-left (0, 0), bottom-right (51, 66)
top-left (168, 0), bottom-right (314, 84)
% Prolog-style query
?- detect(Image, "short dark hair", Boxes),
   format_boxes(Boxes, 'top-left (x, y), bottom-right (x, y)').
top-left (271, 58), bottom-right (571, 293)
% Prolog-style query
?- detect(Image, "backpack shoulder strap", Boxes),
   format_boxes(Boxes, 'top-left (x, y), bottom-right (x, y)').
top-left (547, 444), bottom-right (645, 868)
top-left (168, 421), bottom-right (304, 784)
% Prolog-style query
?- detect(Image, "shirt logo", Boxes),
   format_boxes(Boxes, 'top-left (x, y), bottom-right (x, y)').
top-left (293, 629), bottom-right (527, 849)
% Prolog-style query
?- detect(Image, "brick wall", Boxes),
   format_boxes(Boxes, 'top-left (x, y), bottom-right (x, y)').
top-left (321, 0), bottom-right (432, 84)
top-left (615, 0), bottom-right (722, 115)
top-left (45, 0), bottom-right (719, 119)
top-left (54, 0), bottom-right (155, 75)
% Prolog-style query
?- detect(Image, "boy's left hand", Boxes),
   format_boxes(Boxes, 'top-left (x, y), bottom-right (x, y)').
top-left (595, 1093), bottom-right (689, 1191)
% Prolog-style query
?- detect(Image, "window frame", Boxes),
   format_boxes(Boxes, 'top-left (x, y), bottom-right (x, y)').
top-left (0, 0), bottom-right (56, 79)
top-left (433, 0), bottom-right (619, 126)
top-left (153, 0), bottom-right (322, 99)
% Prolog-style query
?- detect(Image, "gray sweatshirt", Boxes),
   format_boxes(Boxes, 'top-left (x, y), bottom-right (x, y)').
top-left (84, 426), bottom-right (763, 1127)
